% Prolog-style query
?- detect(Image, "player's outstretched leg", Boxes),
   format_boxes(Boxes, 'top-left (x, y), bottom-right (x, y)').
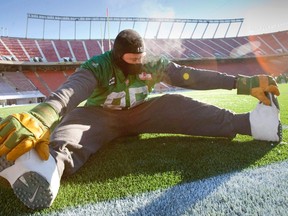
top-left (250, 93), bottom-right (282, 142)
top-left (0, 149), bottom-right (60, 209)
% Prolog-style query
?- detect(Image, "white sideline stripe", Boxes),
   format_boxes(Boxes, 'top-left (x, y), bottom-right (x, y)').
top-left (47, 160), bottom-right (288, 216)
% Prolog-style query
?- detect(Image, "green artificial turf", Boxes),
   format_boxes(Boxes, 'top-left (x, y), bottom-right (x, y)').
top-left (0, 84), bottom-right (287, 215)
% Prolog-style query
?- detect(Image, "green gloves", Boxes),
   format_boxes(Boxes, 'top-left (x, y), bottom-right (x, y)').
top-left (0, 103), bottom-right (59, 161)
top-left (237, 75), bottom-right (280, 105)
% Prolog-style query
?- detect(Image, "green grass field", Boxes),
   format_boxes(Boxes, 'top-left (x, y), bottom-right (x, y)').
top-left (0, 84), bottom-right (287, 215)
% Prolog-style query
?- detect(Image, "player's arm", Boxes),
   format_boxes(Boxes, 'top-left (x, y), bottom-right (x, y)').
top-left (45, 68), bottom-right (97, 116)
top-left (162, 61), bottom-right (236, 90)
top-left (161, 61), bottom-right (279, 105)
top-left (0, 68), bottom-right (97, 161)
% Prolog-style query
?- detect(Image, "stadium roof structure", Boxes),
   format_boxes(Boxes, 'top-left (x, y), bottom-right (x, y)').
top-left (26, 13), bottom-right (244, 40)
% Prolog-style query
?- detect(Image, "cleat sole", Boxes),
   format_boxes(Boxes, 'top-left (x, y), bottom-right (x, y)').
top-left (13, 172), bottom-right (53, 210)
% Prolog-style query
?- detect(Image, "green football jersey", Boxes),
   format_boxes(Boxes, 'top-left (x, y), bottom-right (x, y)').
top-left (80, 51), bottom-right (170, 109)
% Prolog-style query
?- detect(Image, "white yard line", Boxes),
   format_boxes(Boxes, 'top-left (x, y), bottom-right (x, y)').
top-left (47, 160), bottom-right (288, 216)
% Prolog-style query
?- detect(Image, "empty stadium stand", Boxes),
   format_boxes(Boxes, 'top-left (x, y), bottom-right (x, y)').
top-left (69, 40), bottom-right (88, 61)
top-left (53, 40), bottom-right (73, 62)
top-left (37, 40), bottom-right (59, 62)
top-left (0, 30), bottom-right (288, 105)
top-left (1, 30), bottom-right (288, 62)
top-left (84, 40), bottom-right (103, 58)
top-left (23, 69), bottom-right (75, 97)
top-left (23, 70), bottom-right (50, 96)
top-left (18, 38), bottom-right (43, 61)
top-left (0, 71), bottom-right (45, 106)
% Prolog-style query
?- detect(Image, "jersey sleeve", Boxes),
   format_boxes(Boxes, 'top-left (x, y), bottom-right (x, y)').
top-left (162, 61), bottom-right (236, 90)
top-left (45, 68), bottom-right (97, 117)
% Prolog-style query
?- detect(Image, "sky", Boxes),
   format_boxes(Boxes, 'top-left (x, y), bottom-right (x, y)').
top-left (0, 0), bottom-right (288, 40)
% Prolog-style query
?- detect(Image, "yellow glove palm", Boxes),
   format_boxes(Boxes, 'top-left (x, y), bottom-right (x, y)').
top-left (250, 85), bottom-right (279, 105)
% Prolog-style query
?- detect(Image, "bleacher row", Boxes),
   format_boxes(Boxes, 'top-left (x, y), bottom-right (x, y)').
top-left (0, 69), bottom-right (76, 105)
top-left (23, 70), bottom-right (75, 96)
top-left (0, 30), bottom-right (288, 105)
top-left (0, 30), bottom-right (288, 62)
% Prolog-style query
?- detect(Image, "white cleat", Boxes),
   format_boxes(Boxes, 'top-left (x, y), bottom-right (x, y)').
top-left (250, 93), bottom-right (282, 142)
top-left (0, 149), bottom-right (60, 209)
